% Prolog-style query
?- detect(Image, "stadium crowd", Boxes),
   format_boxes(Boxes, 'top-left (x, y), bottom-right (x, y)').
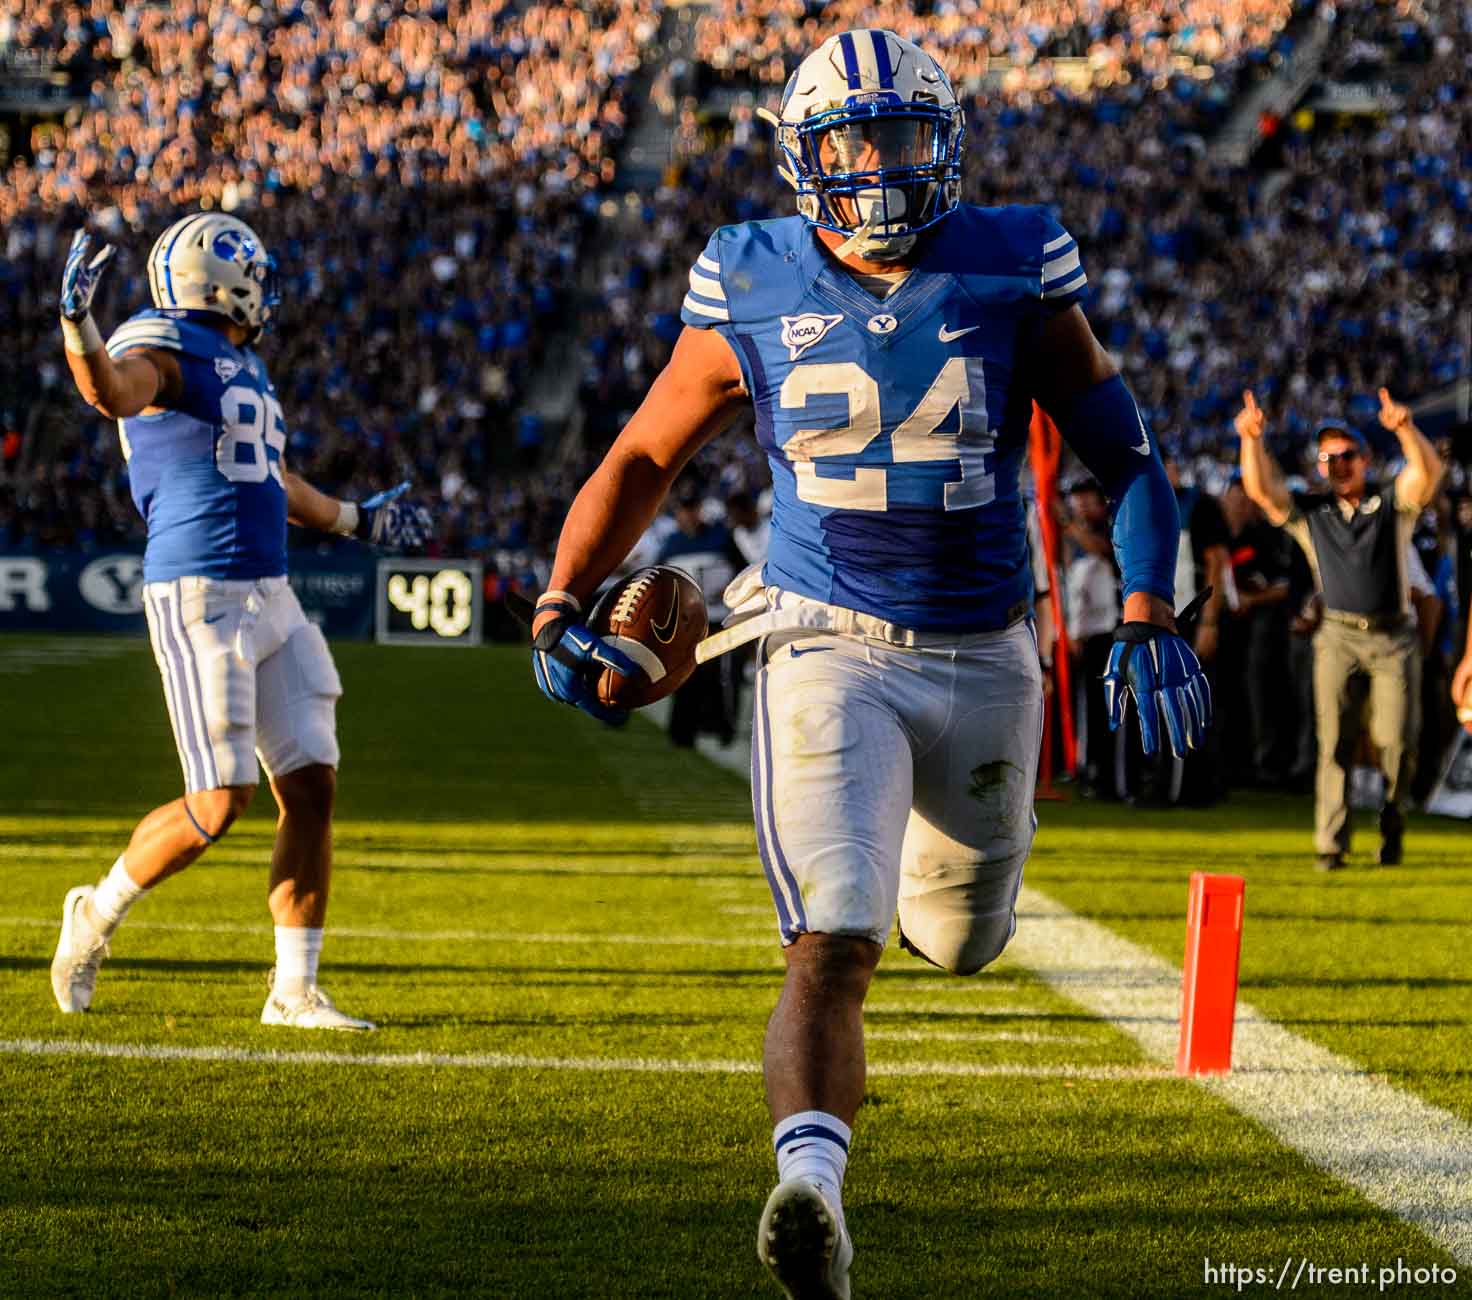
top-left (2, 0), bottom-right (1470, 788)
top-left (2, 0), bottom-right (658, 557)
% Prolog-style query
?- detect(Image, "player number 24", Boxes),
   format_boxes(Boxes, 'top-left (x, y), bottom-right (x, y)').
top-left (780, 357), bottom-right (994, 511)
top-left (217, 385), bottom-right (287, 486)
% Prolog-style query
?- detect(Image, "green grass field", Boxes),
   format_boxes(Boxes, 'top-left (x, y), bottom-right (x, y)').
top-left (2, 635), bottom-right (1469, 1298)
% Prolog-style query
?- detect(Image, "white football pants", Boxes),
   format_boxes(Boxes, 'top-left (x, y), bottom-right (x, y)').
top-left (142, 576), bottom-right (342, 793)
top-left (751, 620), bottom-right (1042, 974)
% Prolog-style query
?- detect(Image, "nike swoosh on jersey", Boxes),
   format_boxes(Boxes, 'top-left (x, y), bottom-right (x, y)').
top-left (937, 324), bottom-right (980, 342)
top-left (1132, 435), bottom-right (1151, 456)
top-left (651, 593), bottom-right (679, 643)
top-left (203, 612), bottom-right (226, 624)
top-left (787, 644), bottom-right (833, 658)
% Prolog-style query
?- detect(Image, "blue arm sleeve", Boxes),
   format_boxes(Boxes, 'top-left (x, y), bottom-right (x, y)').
top-left (1051, 374), bottom-right (1178, 602)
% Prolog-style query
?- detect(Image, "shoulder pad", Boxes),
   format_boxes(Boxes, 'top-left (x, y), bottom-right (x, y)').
top-left (680, 217), bottom-right (811, 329)
top-left (105, 309), bottom-right (232, 362)
top-left (933, 205), bottom-right (1088, 308)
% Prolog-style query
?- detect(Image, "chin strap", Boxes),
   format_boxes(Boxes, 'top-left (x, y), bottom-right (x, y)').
top-left (832, 204), bottom-right (888, 262)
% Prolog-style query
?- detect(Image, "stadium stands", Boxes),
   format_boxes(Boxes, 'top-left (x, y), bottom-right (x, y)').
top-left (1, 0), bottom-right (1468, 791)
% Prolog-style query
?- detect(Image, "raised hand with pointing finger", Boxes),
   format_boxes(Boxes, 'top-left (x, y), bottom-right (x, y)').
top-left (1377, 387), bottom-right (1414, 436)
top-left (1234, 390), bottom-right (1265, 441)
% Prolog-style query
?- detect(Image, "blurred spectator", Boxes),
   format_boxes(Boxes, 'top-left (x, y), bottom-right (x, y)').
top-left (1221, 476), bottom-right (1294, 783)
top-left (1062, 478), bottom-right (1120, 798)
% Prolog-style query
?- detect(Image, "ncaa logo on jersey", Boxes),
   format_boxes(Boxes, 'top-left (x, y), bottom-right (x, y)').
top-left (214, 357), bottom-right (242, 382)
top-left (781, 313), bottom-right (844, 360)
top-left (79, 555), bottom-right (145, 615)
top-left (867, 314), bottom-right (898, 335)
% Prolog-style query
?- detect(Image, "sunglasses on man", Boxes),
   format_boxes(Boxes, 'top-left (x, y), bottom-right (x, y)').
top-left (1317, 449), bottom-right (1362, 466)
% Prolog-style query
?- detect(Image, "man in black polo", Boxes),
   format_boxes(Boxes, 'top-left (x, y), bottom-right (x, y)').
top-left (1237, 388), bottom-right (1444, 870)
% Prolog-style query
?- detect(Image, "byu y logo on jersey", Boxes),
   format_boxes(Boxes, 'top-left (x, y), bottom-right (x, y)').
top-left (781, 313), bottom-right (844, 361)
top-left (214, 357), bottom-right (242, 383)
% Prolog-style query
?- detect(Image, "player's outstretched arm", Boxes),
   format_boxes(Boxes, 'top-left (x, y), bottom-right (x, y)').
top-left (1033, 306), bottom-right (1210, 758)
top-left (285, 473), bottom-right (433, 548)
top-left (1235, 391), bottom-right (1291, 526)
top-left (58, 229), bottom-right (183, 418)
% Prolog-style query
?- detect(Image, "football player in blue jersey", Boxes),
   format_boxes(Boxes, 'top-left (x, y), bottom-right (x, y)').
top-left (527, 30), bottom-right (1209, 1298)
top-left (50, 213), bottom-right (431, 1031)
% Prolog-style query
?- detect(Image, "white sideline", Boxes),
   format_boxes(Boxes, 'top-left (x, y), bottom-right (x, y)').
top-left (668, 710), bottom-right (1472, 1267)
top-left (0, 916), bottom-right (770, 948)
top-left (0, 1038), bottom-right (1166, 1082)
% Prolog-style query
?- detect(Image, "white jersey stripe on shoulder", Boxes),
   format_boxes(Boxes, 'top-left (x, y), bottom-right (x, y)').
top-left (1042, 249), bottom-right (1082, 283)
top-left (1042, 270), bottom-right (1089, 300)
top-left (682, 294), bottom-right (730, 322)
top-left (1042, 231), bottom-right (1073, 254)
top-left (107, 323), bottom-right (183, 350)
top-left (106, 336), bottom-right (181, 357)
top-left (688, 269), bottom-right (726, 302)
top-left (697, 252), bottom-right (720, 275)
top-left (108, 322), bottom-right (183, 344)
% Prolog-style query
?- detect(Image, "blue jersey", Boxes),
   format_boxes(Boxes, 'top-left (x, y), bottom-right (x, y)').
top-left (680, 205), bottom-right (1087, 632)
top-left (106, 309), bottom-right (288, 582)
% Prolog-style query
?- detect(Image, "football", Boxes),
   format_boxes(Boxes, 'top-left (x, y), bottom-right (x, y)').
top-left (588, 566), bottom-right (709, 710)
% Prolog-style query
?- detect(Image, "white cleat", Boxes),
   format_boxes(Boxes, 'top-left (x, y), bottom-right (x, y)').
top-left (51, 884), bottom-right (110, 1013)
top-left (261, 977), bottom-right (376, 1032)
top-left (757, 1178), bottom-right (853, 1300)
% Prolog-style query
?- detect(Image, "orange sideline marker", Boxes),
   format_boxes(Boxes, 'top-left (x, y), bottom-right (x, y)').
top-left (1175, 872), bottom-right (1245, 1076)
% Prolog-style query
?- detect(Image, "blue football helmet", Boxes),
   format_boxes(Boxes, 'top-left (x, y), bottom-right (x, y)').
top-left (760, 29), bottom-right (966, 261)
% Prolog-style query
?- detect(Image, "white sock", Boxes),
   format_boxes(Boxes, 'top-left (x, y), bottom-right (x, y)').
top-left (90, 855), bottom-right (147, 935)
top-left (774, 1110), bottom-right (851, 1230)
top-left (273, 926), bottom-right (324, 999)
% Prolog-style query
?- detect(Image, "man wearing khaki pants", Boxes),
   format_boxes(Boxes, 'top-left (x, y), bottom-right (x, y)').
top-left (1237, 390), bottom-right (1443, 870)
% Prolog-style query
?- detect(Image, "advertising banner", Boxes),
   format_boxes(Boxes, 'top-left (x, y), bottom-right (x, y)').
top-left (0, 549), bottom-right (380, 639)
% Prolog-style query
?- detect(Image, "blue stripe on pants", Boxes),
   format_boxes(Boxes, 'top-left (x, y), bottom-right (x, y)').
top-left (757, 669), bottom-right (807, 941)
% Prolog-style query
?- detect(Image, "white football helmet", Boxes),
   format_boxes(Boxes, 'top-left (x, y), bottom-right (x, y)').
top-left (146, 213), bottom-right (280, 339)
top-left (760, 29), bottom-right (965, 261)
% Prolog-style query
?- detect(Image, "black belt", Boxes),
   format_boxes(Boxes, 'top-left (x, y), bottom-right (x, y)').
top-left (1323, 610), bottom-right (1408, 633)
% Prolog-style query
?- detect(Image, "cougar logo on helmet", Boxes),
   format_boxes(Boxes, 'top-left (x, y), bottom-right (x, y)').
top-left (757, 29), bottom-right (965, 261)
top-left (147, 213), bottom-right (280, 341)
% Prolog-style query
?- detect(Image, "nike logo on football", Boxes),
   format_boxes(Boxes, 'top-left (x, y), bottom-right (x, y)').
top-left (651, 593), bottom-right (679, 644)
top-left (938, 324), bottom-right (980, 342)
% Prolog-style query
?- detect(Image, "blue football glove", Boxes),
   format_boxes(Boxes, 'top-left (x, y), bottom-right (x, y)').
top-left (356, 481), bottom-right (432, 549)
top-left (1103, 591), bottom-right (1214, 759)
top-left (60, 229), bottom-right (116, 322)
top-left (507, 591), bottom-right (639, 727)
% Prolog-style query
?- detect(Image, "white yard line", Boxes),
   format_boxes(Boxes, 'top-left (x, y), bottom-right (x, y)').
top-left (671, 711), bottom-right (1472, 1267)
top-left (0, 1037), bottom-right (1166, 1082)
top-left (866, 1029), bottom-right (1096, 1046)
top-left (0, 916), bottom-right (769, 948)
